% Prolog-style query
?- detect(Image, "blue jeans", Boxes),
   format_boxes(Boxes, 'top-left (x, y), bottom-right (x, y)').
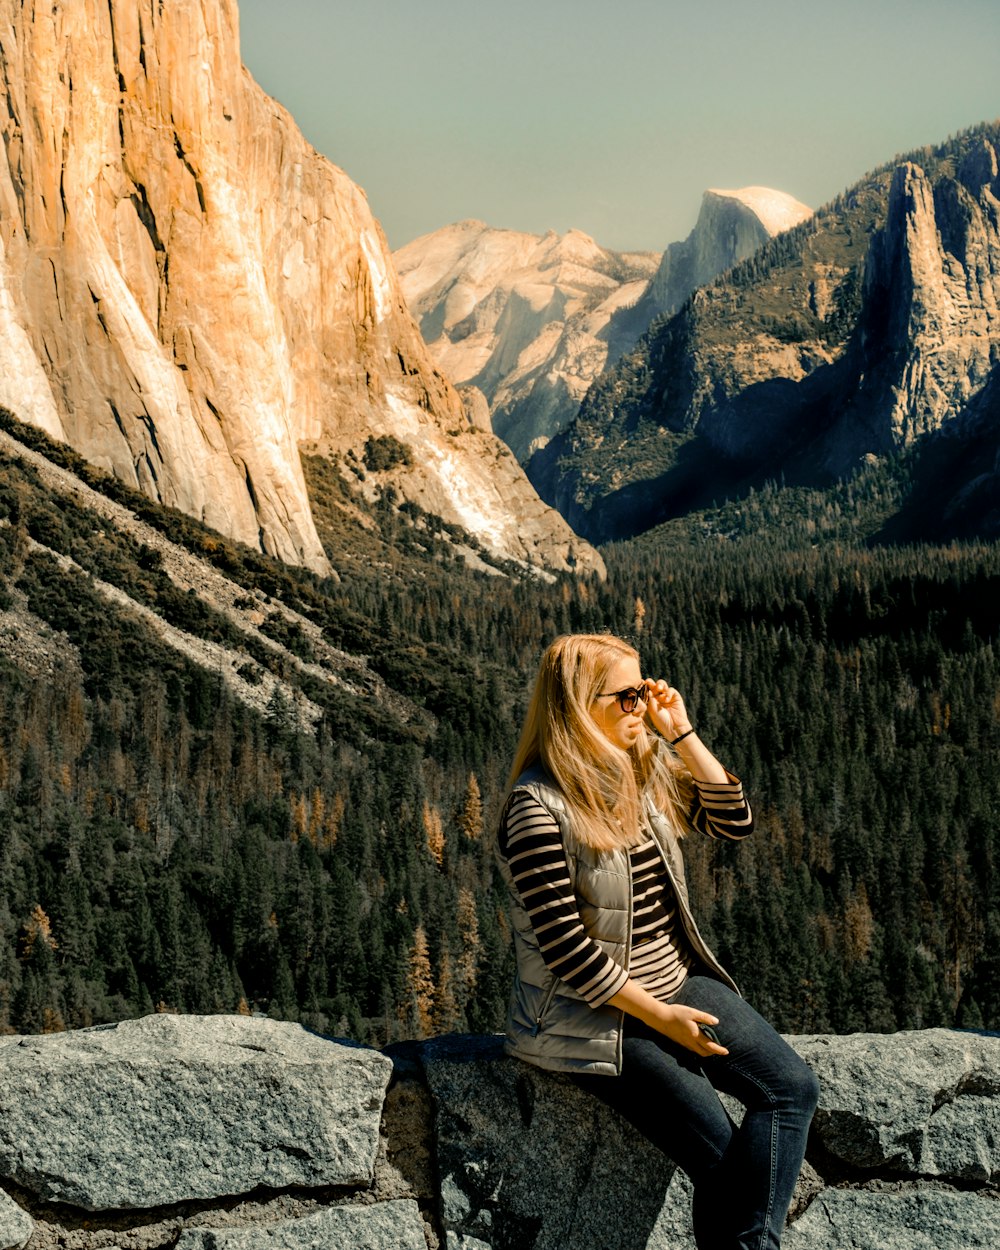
top-left (573, 977), bottom-right (819, 1250)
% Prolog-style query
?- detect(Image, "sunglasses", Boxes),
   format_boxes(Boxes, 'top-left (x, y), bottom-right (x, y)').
top-left (595, 683), bottom-right (649, 714)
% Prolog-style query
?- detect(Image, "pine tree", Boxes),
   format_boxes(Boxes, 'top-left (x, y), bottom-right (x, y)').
top-left (422, 802), bottom-right (445, 868)
top-left (458, 773), bottom-right (483, 842)
top-left (455, 887), bottom-right (480, 1000)
top-left (403, 925), bottom-right (435, 1038)
top-left (633, 596), bottom-right (646, 636)
top-left (20, 904), bottom-right (58, 961)
top-left (433, 949), bottom-right (462, 1033)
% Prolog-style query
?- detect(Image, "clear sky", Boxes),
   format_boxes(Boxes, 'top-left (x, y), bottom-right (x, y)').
top-left (237, 0), bottom-right (1000, 253)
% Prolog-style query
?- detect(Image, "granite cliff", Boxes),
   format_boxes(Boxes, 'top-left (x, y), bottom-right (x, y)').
top-left (1, 1016), bottom-right (998, 1250)
top-left (530, 124), bottom-right (1000, 544)
top-left (0, 0), bottom-right (601, 578)
top-left (634, 185), bottom-right (813, 330)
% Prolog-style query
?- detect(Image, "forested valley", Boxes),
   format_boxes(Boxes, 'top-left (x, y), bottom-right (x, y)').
top-left (1, 412), bottom-right (998, 1042)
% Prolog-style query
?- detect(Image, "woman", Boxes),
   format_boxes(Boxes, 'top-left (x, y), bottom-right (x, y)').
top-left (495, 633), bottom-right (818, 1250)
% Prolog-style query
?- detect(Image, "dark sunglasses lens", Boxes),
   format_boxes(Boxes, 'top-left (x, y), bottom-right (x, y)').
top-left (620, 687), bottom-right (642, 712)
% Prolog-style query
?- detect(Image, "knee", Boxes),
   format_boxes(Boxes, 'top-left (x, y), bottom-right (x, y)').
top-left (789, 1058), bottom-right (821, 1113)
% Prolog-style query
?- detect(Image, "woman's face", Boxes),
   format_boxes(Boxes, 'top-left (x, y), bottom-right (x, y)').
top-left (589, 655), bottom-right (646, 751)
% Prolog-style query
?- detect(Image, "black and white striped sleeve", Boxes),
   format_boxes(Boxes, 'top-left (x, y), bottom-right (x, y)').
top-left (688, 772), bottom-right (753, 840)
top-left (499, 791), bottom-right (628, 1007)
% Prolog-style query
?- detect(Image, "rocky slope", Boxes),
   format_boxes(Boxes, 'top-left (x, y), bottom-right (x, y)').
top-left (2, 1016), bottom-right (999, 1250)
top-left (395, 220), bottom-right (660, 461)
top-left (0, 417), bottom-right (426, 735)
top-left (529, 124), bottom-right (1000, 543)
top-left (0, 0), bottom-right (600, 578)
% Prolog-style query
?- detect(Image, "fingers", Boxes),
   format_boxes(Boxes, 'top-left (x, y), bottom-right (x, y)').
top-left (657, 1005), bottom-right (729, 1058)
top-left (644, 680), bottom-right (683, 708)
top-left (689, 1012), bottom-right (729, 1058)
top-left (642, 681), bottom-right (690, 740)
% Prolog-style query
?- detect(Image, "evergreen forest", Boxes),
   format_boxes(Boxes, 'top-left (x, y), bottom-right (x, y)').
top-left (1, 412), bottom-right (998, 1042)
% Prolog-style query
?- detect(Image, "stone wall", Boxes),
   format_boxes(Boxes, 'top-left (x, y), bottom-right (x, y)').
top-left (1, 1016), bottom-right (998, 1250)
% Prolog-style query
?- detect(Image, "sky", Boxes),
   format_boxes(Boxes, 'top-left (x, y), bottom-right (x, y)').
top-left (237, 0), bottom-right (1000, 254)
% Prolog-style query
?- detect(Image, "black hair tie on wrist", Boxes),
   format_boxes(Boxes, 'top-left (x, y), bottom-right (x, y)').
top-left (671, 729), bottom-right (695, 746)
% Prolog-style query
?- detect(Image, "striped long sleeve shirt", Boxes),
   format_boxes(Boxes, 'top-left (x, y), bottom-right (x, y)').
top-left (498, 774), bottom-right (752, 1008)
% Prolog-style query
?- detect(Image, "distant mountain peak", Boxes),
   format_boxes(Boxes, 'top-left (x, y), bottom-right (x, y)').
top-left (397, 187), bottom-right (812, 468)
top-left (395, 222), bottom-right (660, 461)
top-left (527, 123), bottom-right (1000, 546)
top-left (643, 184), bottom-right (814, 320)
top-left (704, 186), bottom-right (813, 236)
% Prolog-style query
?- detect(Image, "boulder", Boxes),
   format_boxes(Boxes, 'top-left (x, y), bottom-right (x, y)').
top-left (0, 1190), bottom-right (32, 1250)
top-left (783, 1187), bottom-right (1000, 1249)
top-left (796, 1029), bottom-right (1000, 1180)
top-left (410, 1034), bottom-right (676, 1250)
top-left (402, 1029), bottom-right (1000, 1250)
top-left (0, 1015), bottom-right (391, 1210)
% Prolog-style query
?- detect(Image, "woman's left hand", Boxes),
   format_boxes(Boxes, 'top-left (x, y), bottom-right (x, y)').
top-left (643, 679), bottom-right (693, 741)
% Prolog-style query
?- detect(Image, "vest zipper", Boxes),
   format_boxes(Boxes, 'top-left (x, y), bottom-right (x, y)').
top-left (617, 834), bottom-right (634, 1073)
top-left (531, 979), bottom-right (559, 1036)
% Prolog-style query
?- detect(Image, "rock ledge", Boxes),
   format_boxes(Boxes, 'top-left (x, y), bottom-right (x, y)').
top-left (0, 1018), bottom-right (997, 1250)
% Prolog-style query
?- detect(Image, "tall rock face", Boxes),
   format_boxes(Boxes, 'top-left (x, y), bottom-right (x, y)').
top-left (641, 186), bottom-right (813, 320)
top-left (0, 1), bottom-right (602, 579)
top-left (835, 147), bottom-right (1000, 467)
top-left (530, 125), bottom-right (1000, 543)
top-left (395, 220), bottom-right (659, 462)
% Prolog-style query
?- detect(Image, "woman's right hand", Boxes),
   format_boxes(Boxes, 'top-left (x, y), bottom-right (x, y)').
top-left (607, 979), bottom-right (729, 1057)
top-left (652, 1002), bottom-right (729, 1058)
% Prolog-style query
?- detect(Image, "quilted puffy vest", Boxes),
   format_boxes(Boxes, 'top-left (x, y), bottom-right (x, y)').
top-left (495, 763), bottom-right (738, 1076)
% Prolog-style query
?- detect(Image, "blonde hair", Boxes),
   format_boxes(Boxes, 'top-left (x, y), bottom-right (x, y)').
top-left (507, 634), bottom-right (693, 851)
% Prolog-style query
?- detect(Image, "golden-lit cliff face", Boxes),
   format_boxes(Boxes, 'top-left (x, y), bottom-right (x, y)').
top-left (0, 0), bottom-right (603, 578)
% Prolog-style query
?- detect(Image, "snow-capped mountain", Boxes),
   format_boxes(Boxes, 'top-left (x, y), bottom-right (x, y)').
top-left (643, 186), bottom-right (814, 315)
top-left (395, 222), bottom-right (659, 462)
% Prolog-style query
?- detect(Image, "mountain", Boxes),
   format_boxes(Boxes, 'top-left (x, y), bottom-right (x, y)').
top-left (395, 221), bottom-right (659, 462)
top-left (396, 192), bottom-right (811, 467)
top-left (622, 185), bottom-right (813, 331)
top-left (0, 0), bottom-right (601, 579)
top-left (529, 124), bottom-right (1000, 543)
